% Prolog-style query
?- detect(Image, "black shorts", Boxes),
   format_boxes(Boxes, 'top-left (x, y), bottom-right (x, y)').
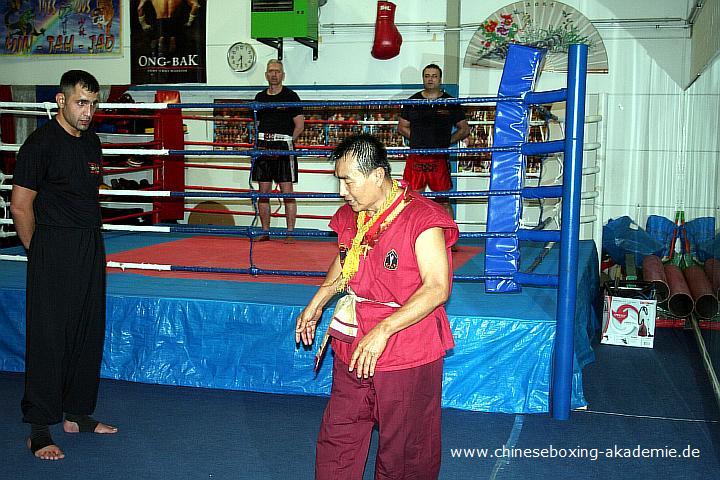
top-left (251, 140), bottom-right (298, 184)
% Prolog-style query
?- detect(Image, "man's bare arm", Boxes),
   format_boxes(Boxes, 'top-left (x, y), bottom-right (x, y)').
top-left (397, 117), bottom-right (411, 140)
top-left (185, 0), bottom-right (200, 26)
top-left (292, 115), bottom-right (305, 142)
top-left (450, 119), bottom-right (470, 145)
top-left (295, 253), bottom-right (342, 345)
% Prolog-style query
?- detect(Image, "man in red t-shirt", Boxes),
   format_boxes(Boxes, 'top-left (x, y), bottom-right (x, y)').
top-left (296, 134), bottom-right (458, 479)
top-left (397, 63), bottom-right (470, 220)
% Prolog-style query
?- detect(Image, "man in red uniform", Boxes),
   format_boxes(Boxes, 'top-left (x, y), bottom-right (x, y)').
top-left (397, 63), bottom-right (470, 220)
top-left (296, 134), bottom-right (458, 479)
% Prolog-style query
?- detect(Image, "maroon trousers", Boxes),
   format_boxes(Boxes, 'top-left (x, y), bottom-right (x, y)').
top-left (316, 357), bottom-right (443, 480)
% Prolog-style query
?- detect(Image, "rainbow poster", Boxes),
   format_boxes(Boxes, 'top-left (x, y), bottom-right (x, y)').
top-left (1, 0), bottom-right (121, 56)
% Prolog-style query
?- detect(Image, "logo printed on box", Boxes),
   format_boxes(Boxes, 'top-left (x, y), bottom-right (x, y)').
top-left (602, 296), bottom-right (656, 348)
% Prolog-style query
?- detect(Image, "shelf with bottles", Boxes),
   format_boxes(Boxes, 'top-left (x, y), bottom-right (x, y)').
top-left (296, 106), bottom-right (405, 149)
top-left (212, 101), bottom-right (254, 150)
top-left (458, 106), bottom-right (550, 175)
top-left (210, 103), bottom-right (552, 165)
top-left (211, 103), bottom-right (405, 151)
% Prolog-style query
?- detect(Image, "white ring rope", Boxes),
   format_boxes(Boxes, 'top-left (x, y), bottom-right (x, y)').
top-left (0, 252), bottom-right (173, 272)
top-left (0, 109), bottom-right (54, 117)
top-left (0, 145), bottom-right (169, 156)
top-left (107, 261), bottom-right (172, 271)
top-left (0, 102), bottom-right (169, 110)
top-left (0, 254), bottom-right (25, 261)
top-left (99, 189), bottom-right (170, 197)
top-left (102, 224), bottom-right (171, 232)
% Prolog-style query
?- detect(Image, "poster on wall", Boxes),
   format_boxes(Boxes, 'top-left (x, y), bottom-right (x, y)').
top-left (1, 0), bottom-right (121, 56)
top-left (130, 0), bottom-right (206, 84)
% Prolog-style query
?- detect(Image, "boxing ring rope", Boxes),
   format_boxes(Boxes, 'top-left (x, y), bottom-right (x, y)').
top-left (0, 45), bottom-right (589, 419)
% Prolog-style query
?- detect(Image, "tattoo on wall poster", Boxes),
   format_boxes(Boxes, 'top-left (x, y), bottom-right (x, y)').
top-left (1, 0), bottom-right (121, 56)
top-left (131, 0), bottom-right (206, 84)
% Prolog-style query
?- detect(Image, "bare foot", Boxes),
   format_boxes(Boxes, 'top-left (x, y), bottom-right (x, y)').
top-left (26, 438), bottom-right (65, 460)
top-left (63, 419), bottom-right (118, 434)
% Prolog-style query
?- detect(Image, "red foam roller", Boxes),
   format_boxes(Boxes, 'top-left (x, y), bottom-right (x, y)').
top-left (705, 258), bottom-right (720, 299)
top-left (642, 255), bottom-right (669, 302)
top-left (684, 265), bottom-right (719, 319)
top-left (664, 264), bottom-right (694, 318)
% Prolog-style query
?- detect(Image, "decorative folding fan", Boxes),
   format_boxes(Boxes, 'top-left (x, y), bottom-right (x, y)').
top-left (464, 1), bottom-right (608, 73)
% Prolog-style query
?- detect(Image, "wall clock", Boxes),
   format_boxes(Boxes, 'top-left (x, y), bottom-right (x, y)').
top-left (227, 42), bottom-right (256, 72)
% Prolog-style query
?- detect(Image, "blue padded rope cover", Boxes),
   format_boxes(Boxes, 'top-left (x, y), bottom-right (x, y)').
top-left (485, 45), bottom-right (547, 293)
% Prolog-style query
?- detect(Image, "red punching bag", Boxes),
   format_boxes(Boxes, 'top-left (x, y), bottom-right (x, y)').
top-left (371, 1), bottom-right (402, 60)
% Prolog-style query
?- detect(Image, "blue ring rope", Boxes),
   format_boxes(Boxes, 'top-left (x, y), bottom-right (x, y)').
top-left (170, 186), bottom-right (561, 199)
top-left (171, 142), bottom-right (564, 157)
top-left (172, 140), bottom-right (565, 158)
top-left (173, 146), bottom-right (517, 156)
top-left (170, 225), bottom-right (335, 237)
top-left (170, 96), bottom-right (520, 110)
top-left (161, 265), bottom-right (558, 285)
top-left (162, 224), bottom-right (559, 242)
top-left (167, 90), bottom-right (567, 110)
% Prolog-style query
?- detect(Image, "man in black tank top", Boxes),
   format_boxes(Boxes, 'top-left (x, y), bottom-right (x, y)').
top-left (11, 70), bottom-right (117, 461)
top-left (253, 59), bottom-right (305, 242)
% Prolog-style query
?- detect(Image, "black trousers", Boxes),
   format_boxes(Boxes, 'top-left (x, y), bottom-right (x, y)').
top-left (21, 225), bottom-right (106, 425)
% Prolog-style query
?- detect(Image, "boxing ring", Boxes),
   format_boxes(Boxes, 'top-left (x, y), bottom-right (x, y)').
top-left (0, 45), bottom-right (596, 419)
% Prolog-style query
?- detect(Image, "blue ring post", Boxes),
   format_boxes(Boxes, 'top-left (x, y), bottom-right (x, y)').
top-left (552, 44), bottom-right (588, 420)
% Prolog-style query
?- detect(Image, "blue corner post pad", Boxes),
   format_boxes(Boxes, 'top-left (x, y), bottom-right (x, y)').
top-left (484, 44), bottom-right (547, 293)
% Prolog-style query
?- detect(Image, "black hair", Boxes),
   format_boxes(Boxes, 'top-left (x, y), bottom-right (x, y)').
top-left (331, 133), bottom-right (391, 178)
top-left (60, 70), bottom-right (100, 96)
top-left (423, 63), bottom-right (443, 78)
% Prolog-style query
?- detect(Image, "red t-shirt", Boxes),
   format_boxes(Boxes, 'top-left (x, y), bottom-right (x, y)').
top-left (328, 190), bottom-right (458, 371)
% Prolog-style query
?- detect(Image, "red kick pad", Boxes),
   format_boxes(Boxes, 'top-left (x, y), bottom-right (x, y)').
top-left (107, 236), bottom-right (482, 285)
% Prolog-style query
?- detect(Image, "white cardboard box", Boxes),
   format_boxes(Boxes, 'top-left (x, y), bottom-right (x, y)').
top-left (601, 295), bottom-right (656, 348)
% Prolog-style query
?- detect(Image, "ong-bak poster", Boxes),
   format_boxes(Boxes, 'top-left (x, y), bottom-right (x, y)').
top-left (130, 0), bottom-right (206, 84)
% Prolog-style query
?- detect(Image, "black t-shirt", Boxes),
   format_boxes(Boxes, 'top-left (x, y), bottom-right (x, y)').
top-left (14, 118), bottom-right (103, 228)
top-left (254, 87), bottom-right (303, 136)
top-left (399, 91), bottom-right (466, 148)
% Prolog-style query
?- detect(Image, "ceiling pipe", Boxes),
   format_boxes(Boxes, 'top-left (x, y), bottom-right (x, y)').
top-left (688, 1), bottom-right (704, 26)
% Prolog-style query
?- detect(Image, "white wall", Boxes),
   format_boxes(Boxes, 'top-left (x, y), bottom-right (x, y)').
top-left (685, 54), bottom-right (720, 223)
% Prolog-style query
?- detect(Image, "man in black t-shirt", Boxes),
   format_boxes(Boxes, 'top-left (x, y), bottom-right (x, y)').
top-left (397, 64), bottom-right (470, 219)
top-left (253, 59), bottom-right (305, 242)
top-left (11, 70), bottom-right (117, 461)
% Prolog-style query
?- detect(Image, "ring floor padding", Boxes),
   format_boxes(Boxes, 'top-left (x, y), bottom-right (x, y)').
top-left (0, 234), bottom-right (599, 413)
